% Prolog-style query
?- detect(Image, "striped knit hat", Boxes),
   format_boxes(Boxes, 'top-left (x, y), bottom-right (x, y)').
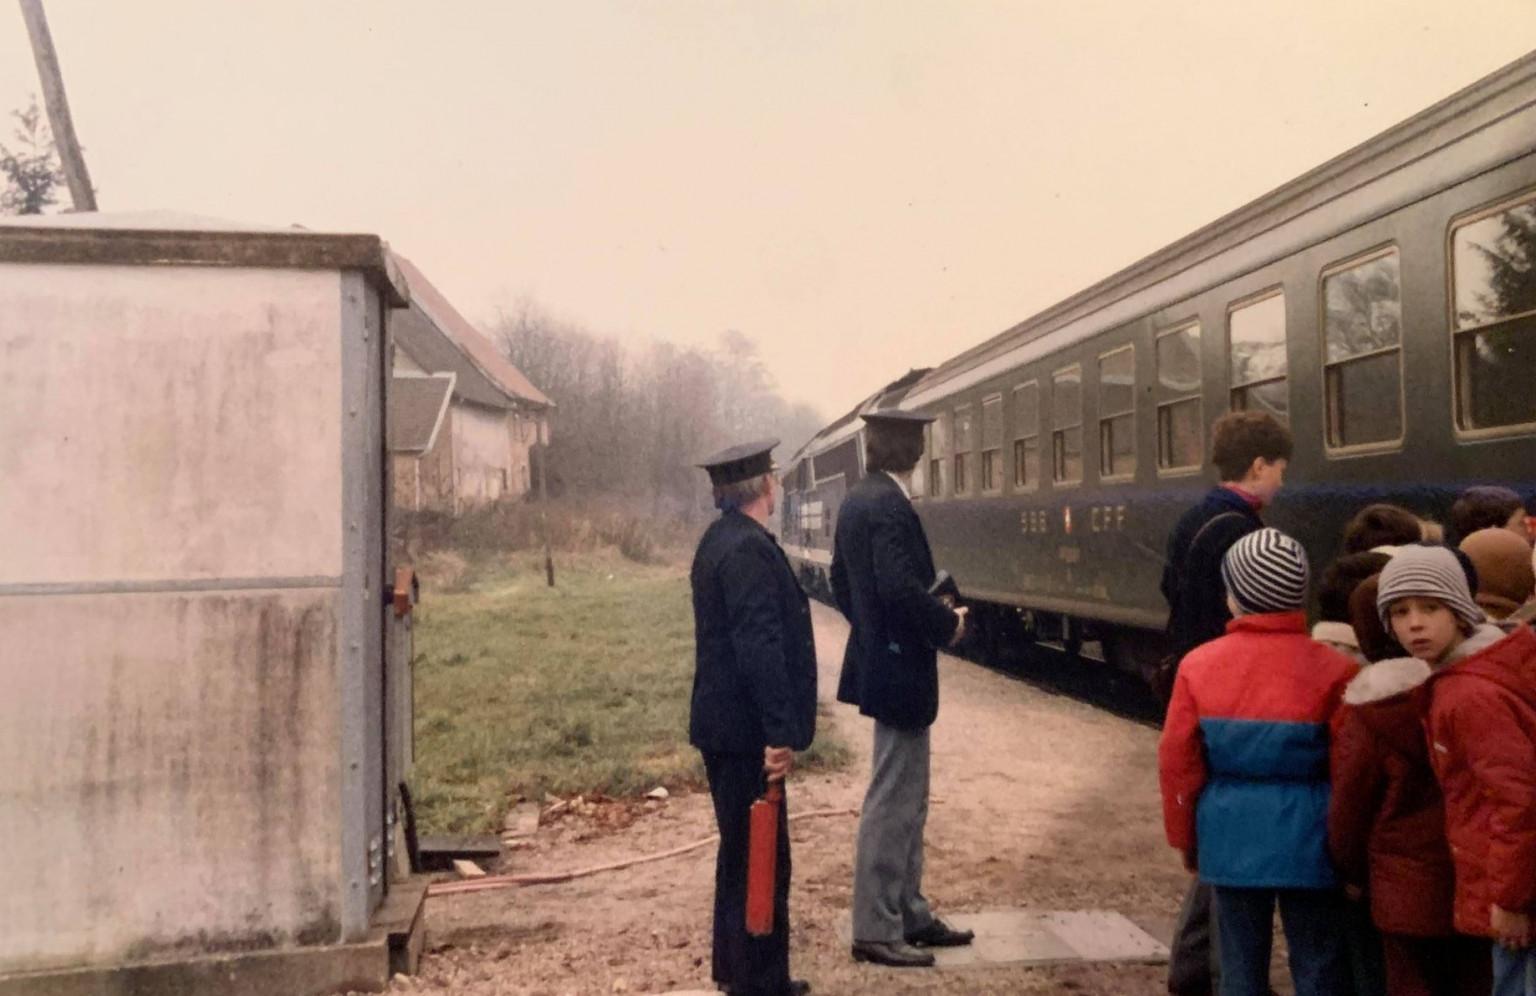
top-left (1222, 528), bottom-right (1310, 615)
top-left (1376, 544), bottom-right (1486, 629)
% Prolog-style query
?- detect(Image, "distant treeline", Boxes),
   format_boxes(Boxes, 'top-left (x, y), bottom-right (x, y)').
top-left (494, 299), bottom-right (825, 516)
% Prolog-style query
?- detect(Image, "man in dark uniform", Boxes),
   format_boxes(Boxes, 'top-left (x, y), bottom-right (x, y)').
top-left (690, 439), bottom-right (818, 996)
top-left (1159, 410), bottom-right (1292, 996)
top-left (831, 410), bottom-right (973, 969)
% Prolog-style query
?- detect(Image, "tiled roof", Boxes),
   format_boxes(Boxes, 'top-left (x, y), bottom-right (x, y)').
top-left (392, 254), bottom-right (552, 409)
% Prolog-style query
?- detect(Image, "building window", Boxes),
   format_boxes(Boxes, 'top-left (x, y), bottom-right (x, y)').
top-left (927, 413), bottom-right (949, 497)
top-left (1156, 321), bottom-right (1203, 471)
top-left (1051, 366), bottom-right (1083, 485)
top-left (1012, 381), bottom-right (1041, 491)
top-left (1228, 291), bottom-right (1288, 421)
top-left (1323, 248), bottom-right (1404, 449)
top-left (1451, 194), bottom-right (1536, 432)
top-left (952, 404), bottom-right (975, 495)
top-left (910, 433), bottom-right (925, 499)
top-left (979, 394), bottom-right (1003, 492)
top-left (1097, 346), bottom-right (1136, 479)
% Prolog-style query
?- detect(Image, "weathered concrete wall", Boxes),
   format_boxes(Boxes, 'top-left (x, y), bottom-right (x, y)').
top-left (0, 264), bottom-right (349, 973)
top-left (0, 590), bottom-right (342, 974)
top-left (391, 454), bottom-right (421, 512)
top-left (507, 414), bottom-right (534, 497)
top-left (0, 265), bottom-right (344, 585)
top-left (451, 403), bottom-right (514, 507)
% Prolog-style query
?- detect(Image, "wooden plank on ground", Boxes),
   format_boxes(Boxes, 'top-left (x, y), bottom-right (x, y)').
top-left (418, 834), bottom-right (501, 871)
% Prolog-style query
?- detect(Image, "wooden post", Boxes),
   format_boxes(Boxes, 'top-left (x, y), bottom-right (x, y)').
top-left (18, 0), bottom-right (96, 211)
top-left (538, 415), bottom-right (554, 587)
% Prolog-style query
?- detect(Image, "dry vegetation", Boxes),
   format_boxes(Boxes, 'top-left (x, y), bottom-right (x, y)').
top-left (399, 499), bottom-right (705, 571)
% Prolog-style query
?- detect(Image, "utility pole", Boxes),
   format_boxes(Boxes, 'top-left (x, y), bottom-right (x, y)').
top-left (18, 0), bottom-right (96, 211)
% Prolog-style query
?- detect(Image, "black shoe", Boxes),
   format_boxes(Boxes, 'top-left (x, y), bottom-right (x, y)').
top-left (905, 919), bottom-right (975, 947)
top-left (850, 940), bottom-right (936, 967)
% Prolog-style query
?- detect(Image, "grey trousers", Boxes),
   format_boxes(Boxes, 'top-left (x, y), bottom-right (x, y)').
top-left (851, 721), bottom-right (937, 943)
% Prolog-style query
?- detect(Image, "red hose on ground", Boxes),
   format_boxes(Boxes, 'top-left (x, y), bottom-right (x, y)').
top-left (427, 805), bottom-right (857, 898)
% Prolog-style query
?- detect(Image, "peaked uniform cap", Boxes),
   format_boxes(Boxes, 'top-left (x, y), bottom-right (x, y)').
top-left (1221, 527), bottom-right (1310, 615)
top-left (860, 409), bottom-right (935, 426)
top-left (696, 439), bottom-right (779, 487)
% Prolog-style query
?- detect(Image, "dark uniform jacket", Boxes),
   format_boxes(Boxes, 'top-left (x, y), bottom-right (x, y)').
top-left (689, 511), bottom-right (818, 755)
top-left (1160, 485), bottom-right (1264, 660)
top-left (831, 472), bottom-right (958, 730)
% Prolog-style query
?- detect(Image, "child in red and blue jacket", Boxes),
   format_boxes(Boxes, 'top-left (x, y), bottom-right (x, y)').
top-left (1159, 527), bottom-right (1359, 996)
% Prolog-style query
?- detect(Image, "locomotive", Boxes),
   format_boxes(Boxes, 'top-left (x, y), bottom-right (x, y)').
top-left (781, 51), bottom-right (1536, 685)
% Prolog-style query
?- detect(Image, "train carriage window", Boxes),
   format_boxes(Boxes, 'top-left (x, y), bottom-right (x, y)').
top-left (953, 404), bottom-right (975, 495)
top-left (1156, 322), bottom-right (1203, 471)
top-left (1012, 381), bottom-right (1041, 491)
top-left (1051, 366), bottom-right (1083, 485)
top-left (980, 394), bottom-right (1003, 492)
top-left (813, 438), bottom-right (860, 484)
top-left (1097, 346), bottom-right (1136, 479)
top-left (1451, 194), bottom-right (1536, 432)
top-left (927, 413), bottom-right (950, 497)
top-left (1228, 291), bottom-right (1289, 422)
top-left (1323, 249), bottom-right (1404, 449)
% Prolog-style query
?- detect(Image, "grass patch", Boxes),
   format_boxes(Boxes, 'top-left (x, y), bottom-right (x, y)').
top-left (411, 552), bottom-right (849, 834)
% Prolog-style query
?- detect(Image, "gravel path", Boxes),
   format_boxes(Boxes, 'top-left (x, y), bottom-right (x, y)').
top-left (397, 603), bottom-right (1191, 995)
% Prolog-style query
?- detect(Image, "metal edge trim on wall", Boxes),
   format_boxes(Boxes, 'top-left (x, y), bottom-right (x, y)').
top-left (337, 271), bottom-right (371, 941)
top-left (0, 576), bottom-right (343, 597)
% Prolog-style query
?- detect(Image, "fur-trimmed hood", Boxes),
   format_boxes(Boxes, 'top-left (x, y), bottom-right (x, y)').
top-left (1445, 623), bottom-right (1509, 664)
top-left (1433, 623), bottom-right (1536, 711)
top-left (1312, 620), bottom-right (1360, 650)
top-left (1344, 657), bottom-right (1431, 705)
top-left (1342, 657), bottom-right (1433, 762)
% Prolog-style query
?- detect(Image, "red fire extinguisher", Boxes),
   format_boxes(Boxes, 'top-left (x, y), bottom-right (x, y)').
top-left (745, 781), bottom-right (783, 936)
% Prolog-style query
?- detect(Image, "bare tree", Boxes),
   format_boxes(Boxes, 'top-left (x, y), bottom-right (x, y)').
top-left (0, 95), bottom-right (65, 215)
top-left (491, 298), bottom-right (825, 518)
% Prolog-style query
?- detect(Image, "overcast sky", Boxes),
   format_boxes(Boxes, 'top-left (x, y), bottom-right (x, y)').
top-left (1, 3), bottom-right (1530, 415)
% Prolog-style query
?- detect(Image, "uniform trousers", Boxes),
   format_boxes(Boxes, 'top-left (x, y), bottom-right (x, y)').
top-left (702, 751), bottom-right (791, 996)
top-left (851, 721), bottom-right (937, 943)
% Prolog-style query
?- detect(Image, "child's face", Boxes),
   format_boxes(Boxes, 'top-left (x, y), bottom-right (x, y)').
top-left (1388, 596), bottom-right (1465, 663)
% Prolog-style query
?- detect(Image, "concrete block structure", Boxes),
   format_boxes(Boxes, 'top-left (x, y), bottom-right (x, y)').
top-left (0, 212), bottom-right (425, 994)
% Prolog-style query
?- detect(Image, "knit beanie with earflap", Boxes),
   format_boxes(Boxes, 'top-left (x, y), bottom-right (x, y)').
top-left (1375, 544), bottom-right (1486, 630)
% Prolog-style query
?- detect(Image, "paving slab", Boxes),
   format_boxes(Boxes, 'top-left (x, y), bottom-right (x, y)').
top-left (838, 908), bottom-right (1170, 969)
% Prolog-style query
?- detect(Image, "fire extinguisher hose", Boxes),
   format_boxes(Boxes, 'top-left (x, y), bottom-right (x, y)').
top-left (427, 803), bottom-right (858, 898)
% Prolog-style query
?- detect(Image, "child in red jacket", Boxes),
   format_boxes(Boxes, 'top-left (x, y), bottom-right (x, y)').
top-left (1377, 544), bottom-right (1536, 996)
top-left (1329, 648), bottom-right (1491, 996)
top-left (1159, 528), bottom-right (1358, 996)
